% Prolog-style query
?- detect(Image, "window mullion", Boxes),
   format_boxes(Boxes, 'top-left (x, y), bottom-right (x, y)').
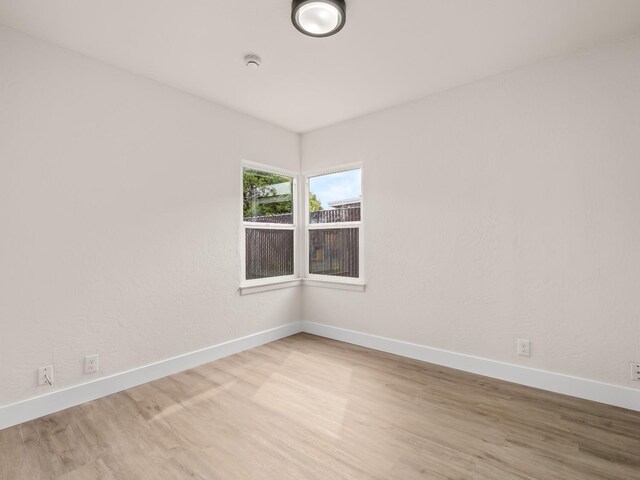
top-left (307, 222), bottom-right (361, 230)
top-left (243, 223), bottom-right (296, 230)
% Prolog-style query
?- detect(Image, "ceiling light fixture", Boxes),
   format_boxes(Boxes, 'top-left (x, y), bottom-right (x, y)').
top-left (291, 0), bottom-right (346, 38)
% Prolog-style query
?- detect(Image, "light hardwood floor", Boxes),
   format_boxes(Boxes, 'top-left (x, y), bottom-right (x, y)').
top-left (1, 333), bottom-right (639, 479)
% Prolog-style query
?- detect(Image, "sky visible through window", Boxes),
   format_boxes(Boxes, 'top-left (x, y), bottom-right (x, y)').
top-left (309, 169), bottom-right (361, 209)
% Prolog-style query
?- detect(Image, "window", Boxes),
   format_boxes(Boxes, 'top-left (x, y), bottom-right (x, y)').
top-left (242, 163), bottom-right (297, 284)
top-left (305, 166), bottom-right (363, 283)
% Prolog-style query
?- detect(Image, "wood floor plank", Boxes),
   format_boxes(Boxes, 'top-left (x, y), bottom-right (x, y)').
top-left (1, 333), bottom-right (639, 479)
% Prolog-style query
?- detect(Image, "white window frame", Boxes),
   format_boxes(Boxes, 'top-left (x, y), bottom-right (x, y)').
top-left (240, 160), bottom-right (299, 291)
top-left (304, 163), bottom-right (364, 287)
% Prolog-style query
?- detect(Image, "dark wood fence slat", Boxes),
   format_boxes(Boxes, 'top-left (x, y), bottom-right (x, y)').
top-left (245, 229), bottom-right (294, 280)
top-left (245, 207), bottom-right (361, 280)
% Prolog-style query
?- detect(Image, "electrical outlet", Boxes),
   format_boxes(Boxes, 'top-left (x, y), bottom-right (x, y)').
top-left (38, 365), bottom-right (53, 386)
top-left (517, 339), bottom-right (531, 357)
top-left (631, 362), bottom-right (640, 382)
top-left (85, 354), bottom-right (99, 374)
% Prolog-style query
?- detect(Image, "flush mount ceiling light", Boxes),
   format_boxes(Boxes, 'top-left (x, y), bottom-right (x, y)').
top-left (291, 0), bottom-right (346, 38)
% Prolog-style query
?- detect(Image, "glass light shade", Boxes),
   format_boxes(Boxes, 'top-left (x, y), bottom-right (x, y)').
top-left (292, 0), bottom-right (346, 37)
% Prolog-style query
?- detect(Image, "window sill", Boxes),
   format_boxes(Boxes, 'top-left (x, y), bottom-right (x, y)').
top-left (301, 279), bottom-right (366, 292)
top-left (239, 279), bottom-right (301, 296)
top-left (239, 278), bottom-right (366, 295)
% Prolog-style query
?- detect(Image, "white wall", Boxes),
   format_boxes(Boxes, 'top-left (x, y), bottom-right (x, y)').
top-left (0, 27), bottom-right (301, 407)
top-left (2, 24), bottom-right (639, 412)
top-left (301, 36), bottom-right (640, 389)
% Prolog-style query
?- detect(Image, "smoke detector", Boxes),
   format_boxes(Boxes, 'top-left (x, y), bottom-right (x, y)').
top-left (244, 54), bottom-right (261, 69)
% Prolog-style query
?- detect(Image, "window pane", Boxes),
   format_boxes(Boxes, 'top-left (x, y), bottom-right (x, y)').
top-left (246, 229), bottom-right (294, 280)
top-left (309, 169), bottom-right (361, 224)
top-left (243, 168), bottom-right (293, 224)
top-left (309, 228), bottom-right (359, 278)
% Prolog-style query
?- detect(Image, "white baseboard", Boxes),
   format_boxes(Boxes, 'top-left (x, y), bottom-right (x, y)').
top-left (302, 321), bottom-right (640, 412)
top-left (2, 319), bottom-right (637, 431)
top-left (0, 322), bottom-right (302, 431)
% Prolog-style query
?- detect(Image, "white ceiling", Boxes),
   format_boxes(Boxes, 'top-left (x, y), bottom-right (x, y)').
top-left (1, 1), bottom-right (640, 132)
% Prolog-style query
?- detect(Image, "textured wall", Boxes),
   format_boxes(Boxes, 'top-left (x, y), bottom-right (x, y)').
top-left (2, 25), bottom-right (640, 411)
top-left (301, 36), bottom-right (640, 388)
top-left (0, 27), bottom-right (301, 407)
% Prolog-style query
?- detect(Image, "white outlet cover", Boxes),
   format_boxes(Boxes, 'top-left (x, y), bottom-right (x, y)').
top-left (517, 339), bottom-right (531, 357)
top-left (38, 365), bottom-right (53, 386)
top-left (85, 354), bottom-right (99, 374)
top-left (631, 362), bottom-right (640, 382)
